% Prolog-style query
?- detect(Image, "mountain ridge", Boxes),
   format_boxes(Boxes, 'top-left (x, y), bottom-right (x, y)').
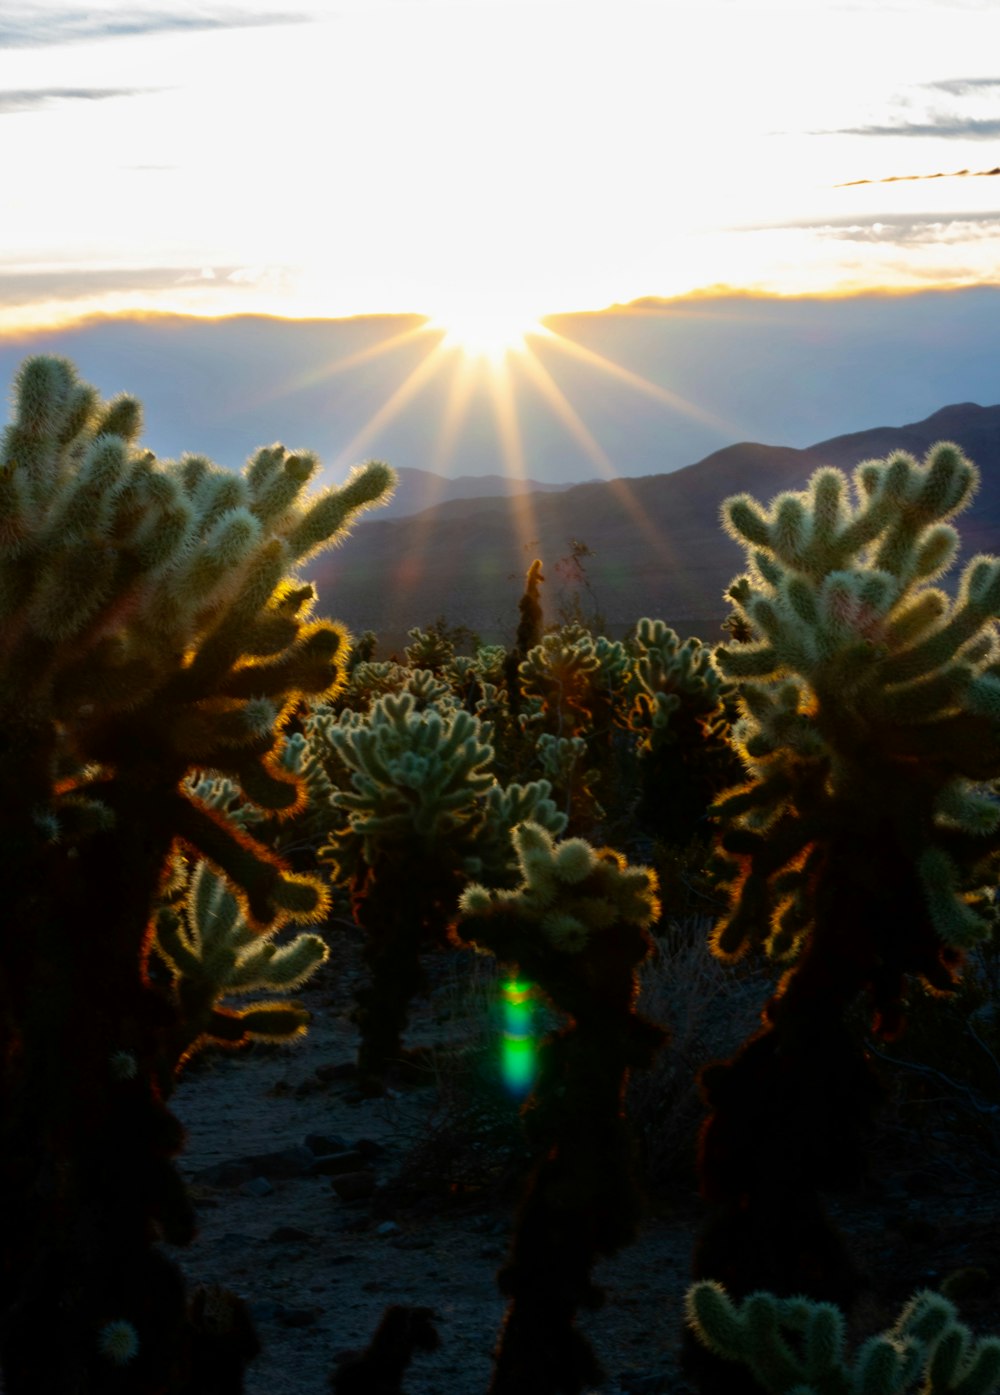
top-left (312, 400), bottom-right (1000, 650)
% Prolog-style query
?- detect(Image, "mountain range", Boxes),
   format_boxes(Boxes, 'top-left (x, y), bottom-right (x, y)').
top-left (310, 401), bottom-right (1000, 653)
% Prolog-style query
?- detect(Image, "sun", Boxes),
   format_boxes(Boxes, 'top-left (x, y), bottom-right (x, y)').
top-left (428, 294), bottom-right (548, 363)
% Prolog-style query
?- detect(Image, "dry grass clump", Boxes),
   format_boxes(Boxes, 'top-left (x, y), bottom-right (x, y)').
top-left (627, 917), bottom-right (773, 1194)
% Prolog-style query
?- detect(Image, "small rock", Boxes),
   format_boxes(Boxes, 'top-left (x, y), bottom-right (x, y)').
top-left (305, 1132), bottom-right (349, 1155)
top-left (309, 1150), bottom-right (365, 1177)
top-left (375, 1221), bottom-right (400, 1237)
top-left (240, 1177), bottom-right (274, 1198)
top-left (478, 1243), bottom-right (503, 1260)
top-left (354, 1138), bottom-right (385, 1162)
top-left (331, 1171), bottom-right (377, 1202)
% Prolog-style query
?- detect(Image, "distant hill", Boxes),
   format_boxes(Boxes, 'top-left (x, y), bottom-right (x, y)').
top-left (311, 402), bottom-right (1000, 652)
top-left (374, 467), bottom-right (575, 520)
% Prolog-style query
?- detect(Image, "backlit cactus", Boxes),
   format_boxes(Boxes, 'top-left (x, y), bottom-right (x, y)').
top-left (686, 1282), bottom-right (1000, 1395)
top-left (154, 858), bottom-right (329, 1071)
top-left (318, 692), bottom-right (567, 1088)
top-left (693, 442), bottom-right (1000, 1323)
top-left (713, 443), bottom-right (1000, 980)
top-left (455, 825), bottom-right (664, 1395)
top-left (0, 354), bottom-right (393, 1391)
top-left (625, 618), bottom-right (740, 839)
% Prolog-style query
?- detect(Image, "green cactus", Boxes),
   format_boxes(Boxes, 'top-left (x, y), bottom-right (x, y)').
top-left (694, 442), bottom-right (1000, 1315)
top-left (317, 692), bottom-right (566, 1090)
top-left (623, 618), bottom-right (741, 842)
top-left (455, 823), bottom-right (664, 1395)
top-left (686, 1282), bottom-right (1000, 1395)
top-left (154, 858), bottom-right (329, 1071)
top-left (0, 354), bottom-right (393, 1391)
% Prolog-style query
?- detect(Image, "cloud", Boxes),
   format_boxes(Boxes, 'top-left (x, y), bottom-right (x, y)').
top-left (924, 77), bottom-right (1000, 96)
top-left (834, 116), bottom-right (1000, 140)
top-left (0, 6), bottom-right (317, 48)
top-left (835, 165), bottom-right (1000, 187)
top-left (817, 215), bottom-right (1000, 246)
top-left (0, 86), bottom-right (155, 114)
top-left (0, 265), bottom-right (239, 306)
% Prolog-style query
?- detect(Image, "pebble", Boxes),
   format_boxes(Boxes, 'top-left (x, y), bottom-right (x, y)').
top-left (239, 1177), bottom-right (274, 1198)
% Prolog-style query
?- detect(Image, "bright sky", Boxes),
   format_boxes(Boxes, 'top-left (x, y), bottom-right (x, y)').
top-left (2, 0), bottom-right (1000, 335)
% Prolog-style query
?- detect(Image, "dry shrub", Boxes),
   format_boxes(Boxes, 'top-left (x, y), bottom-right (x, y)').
top-left (626, 917), bottom-right (773, 1194)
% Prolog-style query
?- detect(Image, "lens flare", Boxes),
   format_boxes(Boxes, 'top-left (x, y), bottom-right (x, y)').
top-left (500, 977), bottom-right (537, 1097)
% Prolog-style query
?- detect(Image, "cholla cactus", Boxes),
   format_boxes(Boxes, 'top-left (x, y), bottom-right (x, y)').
top-left (519, 624), bottom-right (603, 737)
top-left (404, 622), bottom-right (454, 672)
top-left (627, 620), bottom-right (730, 752)
top-left (0, 355), bottom-right (393, 1390)
top-left (317, 693), bottom-right (567, 1089)
top-left (625, 619), bottom-right (740, 840)
top-left (694, 442), bottom-right (1000, 1313)
top-left (455, 825), bottom-right (664, 1395)
top-left (686, 1282), bottom-right (1000, 1395)
top-left (713, 443), bottom-right (1000, 981)
top-left (154, 859), bottom-right (329, 1071)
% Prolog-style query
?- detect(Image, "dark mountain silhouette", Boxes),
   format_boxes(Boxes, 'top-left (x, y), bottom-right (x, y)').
top-left (311, 402), bottom-right (1000, 651)
top-left (375, 467), bottom-right (574, 520)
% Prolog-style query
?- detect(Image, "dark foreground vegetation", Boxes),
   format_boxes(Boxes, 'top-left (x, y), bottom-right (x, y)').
top-left (1, 355), bottom-right (999, 1393)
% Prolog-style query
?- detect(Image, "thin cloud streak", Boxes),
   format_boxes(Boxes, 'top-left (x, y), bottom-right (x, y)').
top-left (924, 77), bottom-right (1000, 95)
top-left (0, 265), bottom-right (241, 305)
top-left (835, 117), bottom-right (1000, 139)
top-left (835, 165), bottom-right (1000, 186)
top-left (0, 7), bottom-right (317, 48)
top-left (0, 87), bottom-right (156, 113)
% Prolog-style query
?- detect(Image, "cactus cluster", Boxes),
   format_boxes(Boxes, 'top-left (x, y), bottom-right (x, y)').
top-left (625, 618), bottom-right (739, 839)
top-left (0, 354), bottom-right (393, 1391)
top-left (316, 692), bottom-right (566, 1088)
top-left (686, 1282), bottom-right (1000, 1395)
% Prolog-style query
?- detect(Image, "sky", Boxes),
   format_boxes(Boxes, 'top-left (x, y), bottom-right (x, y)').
top-left (3, 0), bottom-right (1000, 333)
top-left (1, 0), bottom-right (999, 485)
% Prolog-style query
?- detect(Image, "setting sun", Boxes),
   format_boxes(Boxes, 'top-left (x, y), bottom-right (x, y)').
top-left (429, 296), bottom-right (549, 363)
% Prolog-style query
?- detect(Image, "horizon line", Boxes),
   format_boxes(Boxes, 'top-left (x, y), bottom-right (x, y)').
top-left (2, 280), bottom-right (1000, 340)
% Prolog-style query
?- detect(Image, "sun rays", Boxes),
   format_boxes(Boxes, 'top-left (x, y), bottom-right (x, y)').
top-left (256, 306), bottom-right (741, 618)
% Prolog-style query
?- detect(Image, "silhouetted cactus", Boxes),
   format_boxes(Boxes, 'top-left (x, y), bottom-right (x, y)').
top-left (0, 354), bottom-right (393, 1391)
top-left (693, 443), bottom-right (1000, 1359)
top-left (503, 557), bottom-right (545, 714)
top-left (455, 823), bottom-right (665, 1395)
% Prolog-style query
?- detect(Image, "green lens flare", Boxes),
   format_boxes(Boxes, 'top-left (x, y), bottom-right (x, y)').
top-left (501, 978), bottom-right (537, 1096)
